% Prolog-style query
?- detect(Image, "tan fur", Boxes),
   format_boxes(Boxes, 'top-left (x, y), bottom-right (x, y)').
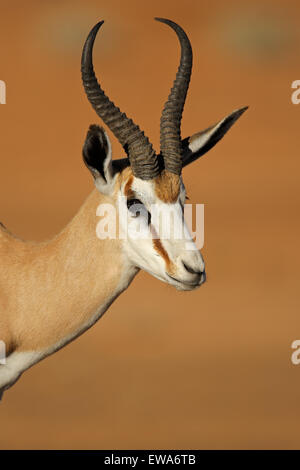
top-left (124, 174), bottom-right (134, 199)
top-left (0, 189), bottom-right (126, 354)
top-left (0, 162), bottom-right (201, 396)
top-left (115, 166), bottom-right (133, 194)
top-left (0, 165), bottom-right (159, 357)
top-left (154, 170), bottom-right (180, 203)
top-left (119, 168), bottom-right (180, 204)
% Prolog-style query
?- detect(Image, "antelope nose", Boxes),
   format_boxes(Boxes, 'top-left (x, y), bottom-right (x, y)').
top-left (182, 261), bottom-right (202, 276)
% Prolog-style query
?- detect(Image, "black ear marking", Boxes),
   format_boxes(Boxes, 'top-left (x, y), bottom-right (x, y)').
top-left (82, 124), bottom-right (109, 181)
top-left (182, 107), bottom-right (248, 167)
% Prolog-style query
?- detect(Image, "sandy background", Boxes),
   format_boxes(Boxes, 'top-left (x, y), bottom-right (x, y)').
top-left (0, 0), bottom-right (300, 449)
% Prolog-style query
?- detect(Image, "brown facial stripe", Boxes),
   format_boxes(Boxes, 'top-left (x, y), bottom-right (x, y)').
top-left (151, 225), bottom-right (175, 274)
top-left (154, 170), bottom-right (180, 203)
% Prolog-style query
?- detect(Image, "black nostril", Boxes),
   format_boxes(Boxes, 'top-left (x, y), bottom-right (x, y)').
top-left (182, 261), bottom-right (202, 275)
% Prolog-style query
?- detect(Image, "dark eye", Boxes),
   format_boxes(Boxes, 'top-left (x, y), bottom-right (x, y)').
top-left (127, 198), bottom-right (142, 214)
top-left (126, 198), bottom-right (151, 224)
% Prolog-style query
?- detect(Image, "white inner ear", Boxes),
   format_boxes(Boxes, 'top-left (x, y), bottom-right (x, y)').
top-left (102, 129), bottom-right (113, 181)
top-left (94, 129), bottom-right (116, 196)
top-left (188, 119), bottom-right (224, 153)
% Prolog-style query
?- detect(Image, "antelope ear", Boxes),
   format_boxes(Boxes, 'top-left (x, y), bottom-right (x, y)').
top-left (82, 125), bottom-right (115, 194)
top-left (182, 107), bottom-right (248, 167)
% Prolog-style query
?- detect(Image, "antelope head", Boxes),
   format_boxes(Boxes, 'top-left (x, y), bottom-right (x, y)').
top-left (81, 18), bottom-right (247, 291)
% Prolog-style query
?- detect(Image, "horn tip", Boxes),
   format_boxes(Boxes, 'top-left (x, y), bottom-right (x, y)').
top-left (154, 17), bottom-right (170, 24)
top-left (89, 20), bottom-right (105, 36)
top-left (94, 20), bottom-right (105, 30)
top-left (84, 20), bottom-right (105, 43)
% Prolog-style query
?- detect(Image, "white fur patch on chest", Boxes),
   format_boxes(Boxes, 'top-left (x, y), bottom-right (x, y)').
top-left (0, 350), bottom-right (43, 391)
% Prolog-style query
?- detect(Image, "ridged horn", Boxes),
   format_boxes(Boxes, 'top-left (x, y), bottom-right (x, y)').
top-left (81, 21), bottom-right (160, 180)
top-left (155, 18), bottom-right (193, 175)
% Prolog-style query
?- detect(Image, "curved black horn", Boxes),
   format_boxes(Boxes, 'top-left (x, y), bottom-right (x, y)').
top-left (155, 18), bottom-right (193, 175)
top-left (81, 21), bottom-right (160, 180)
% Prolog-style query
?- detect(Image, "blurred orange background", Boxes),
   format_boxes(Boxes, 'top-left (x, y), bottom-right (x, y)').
top-left (1, 0), bottom-right (300, 450)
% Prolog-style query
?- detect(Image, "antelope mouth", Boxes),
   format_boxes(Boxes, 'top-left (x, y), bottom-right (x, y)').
top-left (166, 273), bottom-right (204, 289)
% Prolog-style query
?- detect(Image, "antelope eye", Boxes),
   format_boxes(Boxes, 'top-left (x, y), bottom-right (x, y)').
top-left (126, 198), bottom-right (151, 224)
top-left (127, 198), bottom-right (143, 213)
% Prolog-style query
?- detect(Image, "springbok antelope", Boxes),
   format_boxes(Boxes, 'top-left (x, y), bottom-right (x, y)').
top-left (0, 18), bottom-right (247, 399)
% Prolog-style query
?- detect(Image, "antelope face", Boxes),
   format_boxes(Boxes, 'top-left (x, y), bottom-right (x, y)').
top-left (117, 168), bottom-right (205, 291)
top-left (81, 18), bottom-right (247, 291)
